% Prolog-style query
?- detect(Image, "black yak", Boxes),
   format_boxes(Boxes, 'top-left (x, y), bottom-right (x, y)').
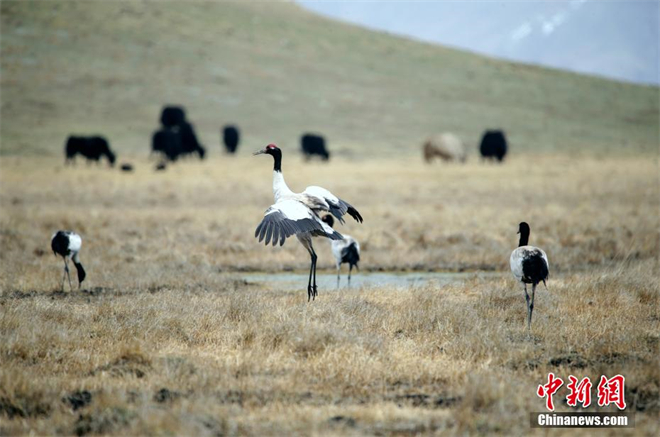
top-left (152, 105), bottom-right (205, 161)
top-left (301, 133), bottom-right (330, 161)
top-left (222, 125), bottom-right (240, 154)
top-left (152, 125), bottom-right (205, 161)
top-left (180, 122), bottom-right (205, 159)
top-left (65, 136), bottom-right (116, 166)
top-left (479, 130), bottom-right (508, 162)
top-left (152, 129), bottom-right (183, 161)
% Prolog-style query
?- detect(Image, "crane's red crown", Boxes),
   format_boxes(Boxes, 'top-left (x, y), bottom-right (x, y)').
top-left (266, 144), bottom-right (278, 150)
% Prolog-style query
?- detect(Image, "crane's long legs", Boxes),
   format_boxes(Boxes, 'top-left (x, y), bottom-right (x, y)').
top-left (348, 264), bottom-right (353, 287)
top-left (336, 264), bottom-right (341, 289)
top-left (307, 252), bottom-right (314, 302)
top-left (61, 258), bottom-right (67, 291)
top-left (529, 283), bottom-right (536, 329)
top-left (311, 249), bottom-right (318, 299)
top-left (298, 234), bottom-right (318, 301)
top-left (523, 284), bottom-right (531, 330)
top-left (64, 258), bottom-right (73, 292)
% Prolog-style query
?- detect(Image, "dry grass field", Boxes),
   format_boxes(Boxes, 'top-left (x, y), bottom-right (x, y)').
top-left (0, 154), bottom-right (658, 436)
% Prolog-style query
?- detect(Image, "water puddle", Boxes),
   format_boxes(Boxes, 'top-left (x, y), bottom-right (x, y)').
top-left (242, 271), bottom-right (502, 291)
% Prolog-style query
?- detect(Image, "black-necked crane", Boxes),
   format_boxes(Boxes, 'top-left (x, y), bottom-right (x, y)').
top-left (510, 222), bottom-right (549, 329)
top-left (253, 144), bottom-right (363, 301)
top-left (51, 230), bottom-right (86, 291)
top-left (321, 215), bottom-right (360, 288)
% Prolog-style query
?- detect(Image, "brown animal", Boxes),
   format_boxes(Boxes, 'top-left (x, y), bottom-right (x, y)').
top-left (423, 133), bottom-right (467, 163)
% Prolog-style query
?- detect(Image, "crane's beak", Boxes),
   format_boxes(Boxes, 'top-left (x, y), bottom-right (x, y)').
top-left (253, 149), bottom-right (266, 156)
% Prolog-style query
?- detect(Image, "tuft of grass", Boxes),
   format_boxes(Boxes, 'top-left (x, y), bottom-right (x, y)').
top-left (0, 371), bottom-right (52, 419)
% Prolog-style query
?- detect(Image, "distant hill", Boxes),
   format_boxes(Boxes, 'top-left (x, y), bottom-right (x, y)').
top-left (1, 1), bottom-right (657, 157)
top-left (299, 1), bottom-right (659, 86)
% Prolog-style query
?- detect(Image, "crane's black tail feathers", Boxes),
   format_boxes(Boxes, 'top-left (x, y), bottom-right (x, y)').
top-left (341, 242), bottom-right (360, 269)
top-left (522, 255), bottom-right (549, 286)
top-left (346, 206), bottom-right (363, 223)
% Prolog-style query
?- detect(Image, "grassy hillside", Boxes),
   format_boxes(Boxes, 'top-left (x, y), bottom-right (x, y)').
top-left (1, 1), bottom-right (658, 157)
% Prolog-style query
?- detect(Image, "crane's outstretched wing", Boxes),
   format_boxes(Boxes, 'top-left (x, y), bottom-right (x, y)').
top-left (255, 199), bottom-right (343, 246)
top-left (302, 186), bottom-right (363, 224)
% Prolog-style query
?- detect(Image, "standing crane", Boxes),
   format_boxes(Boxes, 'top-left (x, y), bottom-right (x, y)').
top-left (321, 215), bottom-right (360, 287)
top-left (253, 144), bottom-right (363, 300)
top-left (510, 222), bottom-right (549, 329)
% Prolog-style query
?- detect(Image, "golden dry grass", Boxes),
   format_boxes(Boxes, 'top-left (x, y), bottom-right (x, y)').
top-left (0, 154), bottom-right (658, 436)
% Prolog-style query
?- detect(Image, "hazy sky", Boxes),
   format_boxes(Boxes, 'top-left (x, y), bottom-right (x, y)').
top-left (298, 0), bottom-right (659, 85)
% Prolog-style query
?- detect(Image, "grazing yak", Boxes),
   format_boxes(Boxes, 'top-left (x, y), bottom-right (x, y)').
top-left (301, 133), bottom-right (330, 161)
top-left (423, 133), bottom-right (466, 163)
top-left (179, 122), bottom-right (205, 159)
top-left (151, 126), bottom-right (205, 161)
top-left (65, 136), bottom-right (116, 166)
top-left (479, 130), bottom-right (507, 162)
top-left (152, 105), bottom-right (205, 161)
top-left (152, 129), bottom-right (183, 161)
top-left (222, 125), bottom-right (240, 154)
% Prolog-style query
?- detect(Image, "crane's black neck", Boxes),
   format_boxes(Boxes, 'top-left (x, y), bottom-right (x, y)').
top-left (74, 261), bottom-right (86, 285)
top-left (271, 149), bottom-right (282, 172)
top-left (518, 229), bottom-right (530, 247)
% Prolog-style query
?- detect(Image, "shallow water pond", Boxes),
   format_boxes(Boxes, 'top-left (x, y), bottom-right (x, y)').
top-left (242, 271), bottom-right (502, 291)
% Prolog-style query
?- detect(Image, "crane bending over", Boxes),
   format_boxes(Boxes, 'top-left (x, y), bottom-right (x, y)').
top-left (254, 144), bottom-right (363, 300)
top-left (51, 230), bottom-right (86, 291)
top-left (510, 222), bottom-right (549, 329)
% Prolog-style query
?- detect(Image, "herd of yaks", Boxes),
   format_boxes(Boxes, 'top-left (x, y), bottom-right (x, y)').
top-left (53, 136), bottom-right (547, 329)
top-left (65, 105), bottom-right (238, 171)
top-left (64, 105), bottom-right (508, 171)
top-left (64, 105), bottom-right (334, 171)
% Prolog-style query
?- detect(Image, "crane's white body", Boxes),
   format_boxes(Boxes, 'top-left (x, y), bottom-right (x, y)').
top-left (68, 233), bottom-right (82, 262)
top-left (51, 231), bottom-right (82, 262)
top-left (271, 171), bottom-right (347, 232)
top-left (510, 246), bottom-right (549, 284)
top-left (261, 170), bottom-right (342, 245)
top-left (330, 235), bottom-right (359, 264)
